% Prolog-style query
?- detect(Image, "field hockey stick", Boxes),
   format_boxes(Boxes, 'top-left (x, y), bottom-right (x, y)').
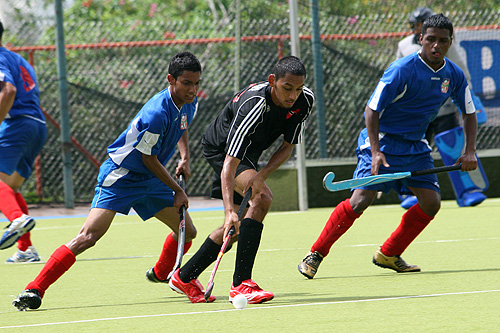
top-left (204, 187), bottom-right (252, 302)
top-left (323, 164), bottom-right (461, 192)
top-left (166, 174), bottom-right (186, 282)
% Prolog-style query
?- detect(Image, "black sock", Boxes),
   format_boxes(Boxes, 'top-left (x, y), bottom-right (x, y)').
top-left (233, 218), bottom-right (263, 286)
top-left (179, 236), bottom-right (220, 283)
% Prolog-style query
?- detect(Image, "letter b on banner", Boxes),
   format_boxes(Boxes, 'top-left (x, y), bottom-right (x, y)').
top-left (460, 40), bottom-right (500, 107)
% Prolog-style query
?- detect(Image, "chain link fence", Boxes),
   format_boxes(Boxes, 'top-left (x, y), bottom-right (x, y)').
top-left (1, 0), bottom-right (499, 204)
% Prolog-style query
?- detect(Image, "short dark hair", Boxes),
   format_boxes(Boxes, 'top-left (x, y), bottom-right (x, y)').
top-left (168, 51), bottom-right (202, 79)
top-left (273, 56), bottom-right (306, 80)
top-left (422, 13), bottom-right (453, 37)
top-left (0, 21), bottom-right (4, 41)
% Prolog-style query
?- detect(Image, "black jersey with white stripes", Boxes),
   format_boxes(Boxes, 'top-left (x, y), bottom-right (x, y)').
top-left (202, 81), bottom-right (314, 163)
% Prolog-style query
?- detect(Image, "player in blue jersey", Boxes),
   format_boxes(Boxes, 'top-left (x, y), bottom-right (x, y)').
top-left (13, 51), bottom-right (202, 310)
top-left (396, 7), bottom-right (488, 209)
top-left (0, 21), bottom-right (47, 263)
top-left (169, 56), bottom-right (314, 304)
top-left (298, 14), bottom-right (479, 279)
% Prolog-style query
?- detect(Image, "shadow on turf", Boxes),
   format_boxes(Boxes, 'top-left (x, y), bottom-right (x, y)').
top-left (303, 266), bottom-right (500, 280)
top-left (22, 295), bottom-right (236, 312)
top-left (417, 267), bottom-right (500, 275)
top-left (269, 294), bottom-right (395, 305)
top-left (3, 256), bottom-right (152, 266)
top-left (18, 294), bottom-right (400, 311)
top-left (17, 267), bottom-right (500, 311)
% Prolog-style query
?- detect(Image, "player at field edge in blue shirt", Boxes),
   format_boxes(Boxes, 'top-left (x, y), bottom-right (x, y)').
top-left (298, 14), bottom-right (479, 279)
top-left (13, 51), bottom-right (202, 311)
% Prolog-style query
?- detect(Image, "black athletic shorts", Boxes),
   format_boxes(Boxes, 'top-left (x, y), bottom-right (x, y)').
top-left (202, 141), bottom-right (257, 205)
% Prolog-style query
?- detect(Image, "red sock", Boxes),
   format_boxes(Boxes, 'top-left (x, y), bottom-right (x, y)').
top-left (154, 232), bottom-right (192, 280)
top-left (25, 245), bottom-right (76, 298)
top-left (15, 192), bottom-right (29, 214)
top-left (0, 182), bottom-right (24, 221)
top-left (380, 204), bottom-right (434, 257)
top-left (15, 193), bottom-right (32, 251)
top-left (311, 199), bottom-right (361, 257)
top-left (17, 233), bottom-right (32, 251)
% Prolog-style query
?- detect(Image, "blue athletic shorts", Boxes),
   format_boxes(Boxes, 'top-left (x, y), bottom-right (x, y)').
top-left (0, 117), bottom-right (47, 179)
top-left (91, 159), bottom-right (174, 221)
top-left (354, 131), bottom-right (440, 195)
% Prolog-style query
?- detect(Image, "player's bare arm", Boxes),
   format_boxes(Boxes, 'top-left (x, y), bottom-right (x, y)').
top-left (220, 155), bottom-right (241, 238)
top-left (365, 105), bottom-right (389, 175)
top-left (0, 81), bottom-right (16, 123)
top-left (142, 153), bottom-right (188, 212)
top-left (176, 130), bottom-right (191, 179)
top-left (457, 113), bottom-right (478, 171)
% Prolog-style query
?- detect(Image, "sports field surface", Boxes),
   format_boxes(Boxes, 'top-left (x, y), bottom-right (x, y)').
top-left (1, 198), bottom-right (499, 332)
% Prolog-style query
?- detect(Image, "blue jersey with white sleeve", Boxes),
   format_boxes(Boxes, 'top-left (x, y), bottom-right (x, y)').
top-left (0, 47), bottom-right (44, 122)
top-left (367, 51), bottom-right (474, 145)
top-left (106, 87), bottom-right (197, 175)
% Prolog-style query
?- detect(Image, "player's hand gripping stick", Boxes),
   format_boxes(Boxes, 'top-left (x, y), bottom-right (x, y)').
top-left (166, 174), bottom-right (186, 282)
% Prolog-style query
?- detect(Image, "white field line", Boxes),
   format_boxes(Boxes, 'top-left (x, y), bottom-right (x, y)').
top-left (25, 216), bottom-right (225, 231)
top-left (1, 289), bottom-right (499, 329)
top-left (14, 235), bottom-right (500, 265)
top-left (339, 236), bottom-right (500, 248)
top-left (10, 196), bottom-right (500, 229)
top-left (5, 200), bottom-right (499, 262)
top-left (3, 197), bottom-right (500, 223)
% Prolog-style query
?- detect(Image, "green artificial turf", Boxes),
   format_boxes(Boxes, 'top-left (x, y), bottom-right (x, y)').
top-left (1, 199), bottom-right (499, 332)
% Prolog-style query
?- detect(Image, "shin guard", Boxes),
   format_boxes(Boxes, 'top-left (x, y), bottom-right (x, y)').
top-left (434, 127), bottom-right (488, 207)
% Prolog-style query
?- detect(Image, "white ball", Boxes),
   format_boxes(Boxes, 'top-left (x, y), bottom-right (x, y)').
top-left (232, 294), bottom-right (248, 309)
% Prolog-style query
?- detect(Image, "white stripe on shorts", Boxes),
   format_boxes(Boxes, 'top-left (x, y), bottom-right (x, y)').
top-left (102, 167), bottom-right (130, 187)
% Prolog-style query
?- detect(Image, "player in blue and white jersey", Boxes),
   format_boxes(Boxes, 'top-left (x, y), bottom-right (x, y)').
top-left (396, 7), bottom-right (488, 209)
top-left (0, 21), bottom-right (47, 263)
top-left (14, 52), bottom-right (202, 310)
top-left (170, 56), bottom-right (314, 304)
top-left (299, 14), bottom-right (479, 279)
